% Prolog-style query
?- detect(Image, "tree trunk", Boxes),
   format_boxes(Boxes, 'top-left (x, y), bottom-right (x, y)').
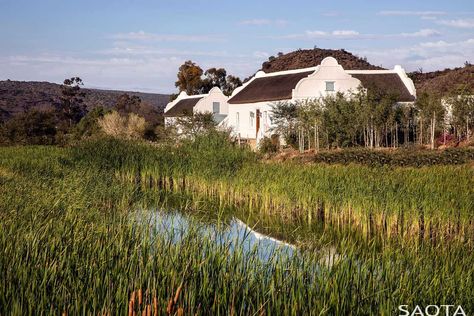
top-left (430, 112), bottom-right (436, 150)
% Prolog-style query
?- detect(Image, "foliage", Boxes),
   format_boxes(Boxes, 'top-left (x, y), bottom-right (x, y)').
top-left (98, 111), bottom-right (146, 140)
top-left (174, 112), bottom-right (218, 138)
top-left (58, 77), bottom-right (87, 129)
top-left (270, 87), bottom-right (445, 151)
top-left (173, 61), bottom-right (242, 99)
top-left (174, 60), bottom-right (204, 96)
top-left (115, 93), bottom-right (141, 115)
top-left (258, 136), bottom-right (279, 154)
top-left (0, 109), bottom-right (58, 145)
top-left (270, 101), bottom-right (298, 148)
top-left (200, 67), bottom-right (243, 96)
top-left (311, 147), bottom-right (474, 167)
top-left (73, 106), bottom-right (109, 140)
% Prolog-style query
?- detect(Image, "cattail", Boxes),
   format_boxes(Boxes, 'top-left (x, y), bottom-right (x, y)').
top-left (138, 289), bottom-right (143, 306)
top-left (146, 304), bottom-right (152, 316)
top-left (128, 300), bottom-right (133, 316)
top-left (166, 299), bottom-right (173, 315)
top-left (173, 285), bottom-right (182, 304)
top-left (177, 308), bottom-right (184, 316)
top-left (153, 297), bottom-right (158, 316)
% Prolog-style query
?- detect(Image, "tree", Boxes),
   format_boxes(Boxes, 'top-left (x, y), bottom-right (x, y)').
top-left (73, 106), bottom-right (109, 140)
top-left (116, 94), bottom-right (141, 115)
top-left (200, 68), bottom-right (227, 94)
top-left (59, 77), bottom-right (87, 129)
top-left (0, 109), bottom-right (58, 145)
top-left (416, 92), bottom-right (444, 149)
top-left (175, 112), bottom-right (217, 138)
top-left (175, 60), bottom-right (203, 95)
top-left (270, 101), bottom-right (298, 148)
top-left (173, 61), bottom-right (242, 98)
top-left (223, 75), bottom-right (242, 96)
top-left (451, 92), bottom-right (474, 142)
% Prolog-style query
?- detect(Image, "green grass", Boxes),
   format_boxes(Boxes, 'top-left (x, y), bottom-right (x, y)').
top-left (1, 138), bottom-right (473, 315)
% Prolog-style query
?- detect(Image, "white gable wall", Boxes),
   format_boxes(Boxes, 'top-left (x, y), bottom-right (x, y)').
top-left (293, 57), bottom-right (362, 99)
top-left (164, 87), bottom-right (229, 127)
top-left (193, 87), bottom-right (229, 124)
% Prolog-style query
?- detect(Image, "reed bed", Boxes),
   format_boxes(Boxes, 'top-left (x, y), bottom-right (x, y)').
top-left (1, 138), bottom-right (474, 314)
top-left (84, 135), bottom-right (473, 243)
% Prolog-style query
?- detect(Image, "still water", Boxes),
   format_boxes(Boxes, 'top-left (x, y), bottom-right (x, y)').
top-left (143, 209), bottom-right (340, 266)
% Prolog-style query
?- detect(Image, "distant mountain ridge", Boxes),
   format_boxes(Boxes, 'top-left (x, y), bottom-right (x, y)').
top-left (0, 80), bottom-right (170, 122)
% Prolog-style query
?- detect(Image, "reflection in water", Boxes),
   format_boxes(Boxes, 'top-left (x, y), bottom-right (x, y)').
top-left (144, 210), bottom-right (340, 267)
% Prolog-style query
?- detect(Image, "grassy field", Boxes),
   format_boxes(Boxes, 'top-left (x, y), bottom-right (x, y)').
top-left (1, 137), bottom-right (473, 315)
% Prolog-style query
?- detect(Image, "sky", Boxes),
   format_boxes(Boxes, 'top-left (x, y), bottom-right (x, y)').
top-left (0, 0), bottom-right (473, 93)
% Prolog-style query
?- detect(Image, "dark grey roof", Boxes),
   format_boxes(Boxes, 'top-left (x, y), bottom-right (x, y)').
top-left (228, 71), bottom-right (313, 104)
top-left (350, 73), bottom-right (415, 102)
top-left (164, 97), bottom-right (203, 117)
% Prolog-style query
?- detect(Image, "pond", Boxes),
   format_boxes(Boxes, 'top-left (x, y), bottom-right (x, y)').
top-left (141, 209), bottom-right (341, 267)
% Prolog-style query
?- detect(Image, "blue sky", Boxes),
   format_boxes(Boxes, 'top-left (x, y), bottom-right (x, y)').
top-left (1, 0), bottom-right (473, 93)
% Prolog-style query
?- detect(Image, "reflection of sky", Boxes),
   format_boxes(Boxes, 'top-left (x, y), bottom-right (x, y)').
top-left (149, 210), bottom-right (296, 262)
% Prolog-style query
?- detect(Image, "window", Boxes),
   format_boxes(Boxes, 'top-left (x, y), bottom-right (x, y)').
top-left (236, 112), bottom-right (240, 127)
top-left (325, 81), bottom-right (335, 92)
top-left (212, 102), bottom-right (220, 114)
top-left (250, 111), bottom-right (255, 127)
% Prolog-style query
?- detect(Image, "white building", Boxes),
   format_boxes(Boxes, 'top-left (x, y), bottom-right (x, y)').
top-left (226, 57), bottom-right (416, 147)
top-left (164, 87), bottom-right (229, 126)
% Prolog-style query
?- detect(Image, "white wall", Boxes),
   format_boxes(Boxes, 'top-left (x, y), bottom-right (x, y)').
top-left (164, 87), bottom-right (229, 126)
top-left (293, 57), bottom-right (361, 99)
top-left (227, 101), bottom-right (274, 140)
top-left (193, 87), bottom-right (229, 124)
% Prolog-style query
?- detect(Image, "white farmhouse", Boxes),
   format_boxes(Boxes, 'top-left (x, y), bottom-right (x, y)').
top-left (226, 57), bottom-right (416, 147)
top-left (164, 87), bottom-right (229, 126)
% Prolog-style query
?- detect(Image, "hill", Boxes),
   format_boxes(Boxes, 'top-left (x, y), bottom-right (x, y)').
top-left (261, 48), bottom-right (384, 73)
top-left (408, 64), bottom-right (474, 95)
top-left (0, 80), bottom-right (169, 122)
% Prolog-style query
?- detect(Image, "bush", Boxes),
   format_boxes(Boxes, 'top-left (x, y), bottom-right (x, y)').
top-left (258, 137), bottom-right (278, 154)
top-left (98, 111), bottom-right (146, 140)
top-left (0, 109), bottom-right (58, 145)
top-left (73, 106), bottom-right (109, 140)
top-left (312, 148), bottom-right (474, 167)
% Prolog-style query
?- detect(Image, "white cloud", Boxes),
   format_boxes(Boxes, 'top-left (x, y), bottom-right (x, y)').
top-left (253, 51), bottom-right (270, 58)
top-left (437, 19), bottom-right (474, 28)
top-left (332, 30), bottom-right (360, 37)
top-left (305, 30), bottom-right (360, 39)
top-left (239, 19), bottom-right (287, 26)
top-left (421, 16), bottom-right (438, 20)
top-left (111, 30), bottom-right (225, 43)
top-left (399, 29), bottom-right (441, 37)
top-left (378, 10), bottom-right (446, 16)
top-left (277, 28), bottom-right (439, 40)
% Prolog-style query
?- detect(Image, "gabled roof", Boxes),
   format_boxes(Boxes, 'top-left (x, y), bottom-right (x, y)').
top-left (228, 71), bottom-right (314, 104)
top-left (164, 97), bottom-right (203, 117)
top-left (350, 73), bottom-right (415, 102)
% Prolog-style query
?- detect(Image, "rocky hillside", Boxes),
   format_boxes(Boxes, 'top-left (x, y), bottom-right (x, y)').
top-left (409, 64), bottom-right (474, 95)
top-left (0, 80), bottom-right (169, 122)
top-left (261, 48), bottom-right (384, 73)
